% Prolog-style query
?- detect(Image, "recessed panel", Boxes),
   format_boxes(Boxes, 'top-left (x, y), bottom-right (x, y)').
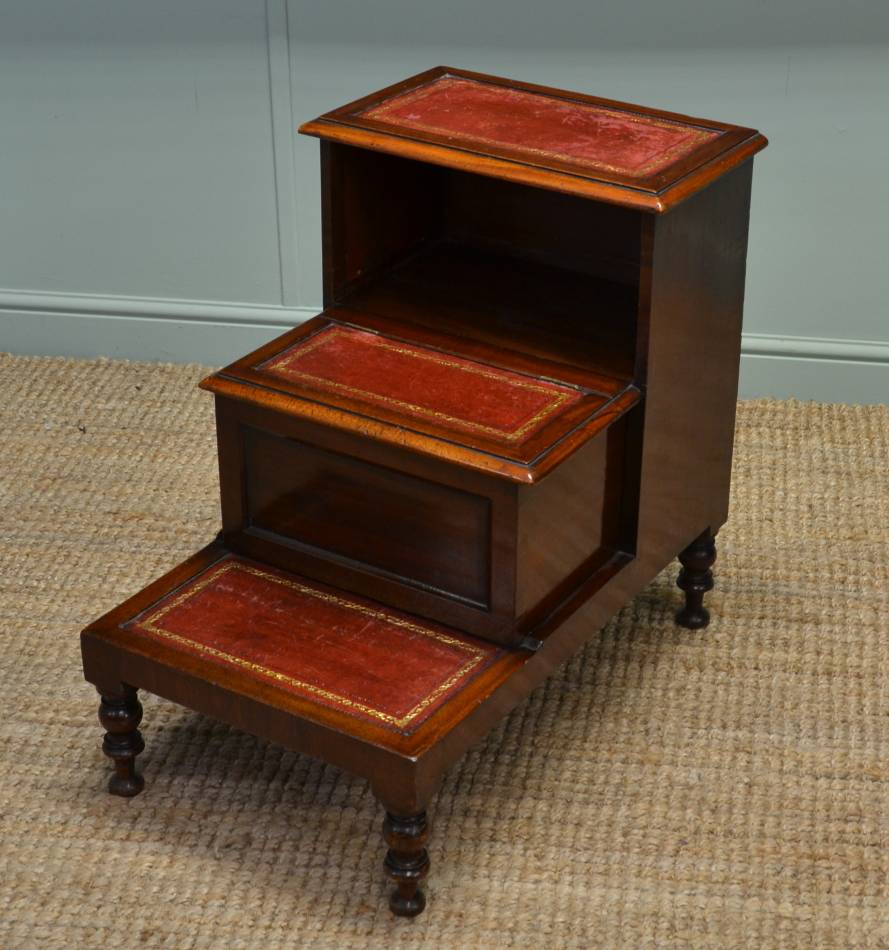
top-left (244, 427), bottom-right (492, 606)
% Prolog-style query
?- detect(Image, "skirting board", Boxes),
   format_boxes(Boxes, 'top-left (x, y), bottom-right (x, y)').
top-left (0, 291), bottom-right (304, 369)
top-left (0, 291), bottom-right (887, 405)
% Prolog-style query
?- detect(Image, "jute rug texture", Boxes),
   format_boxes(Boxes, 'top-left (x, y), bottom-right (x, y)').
top-left (0, 354), bottom-right (886, 948)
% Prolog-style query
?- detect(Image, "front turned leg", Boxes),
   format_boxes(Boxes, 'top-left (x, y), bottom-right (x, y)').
top-left (98, 686), bottom-right (145, 797)
top-left (676, 528), bottom-right (717, 629)
top-left (382, 811), bottom-right (430, 918)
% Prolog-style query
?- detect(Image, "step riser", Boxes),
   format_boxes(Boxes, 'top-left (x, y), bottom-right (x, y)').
top-left (214, 394), bottom-right (638, 647)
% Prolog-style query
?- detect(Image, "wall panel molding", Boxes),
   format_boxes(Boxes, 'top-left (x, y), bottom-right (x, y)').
top-left (265, 0), bottom-right (301, 306)
top-left (740, 333), bottom-right (889, 366)
top-left (0, 289), bottom-right (307, 328)
top-left (0, 289), bottom-right (311, 366)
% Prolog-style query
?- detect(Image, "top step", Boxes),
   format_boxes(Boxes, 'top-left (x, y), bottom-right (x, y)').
top-left (300, 66), bottom-right (767, 212)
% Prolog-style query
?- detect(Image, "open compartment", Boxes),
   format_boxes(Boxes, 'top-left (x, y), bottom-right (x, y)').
top-left (321, 143), bottom-right (643, 381)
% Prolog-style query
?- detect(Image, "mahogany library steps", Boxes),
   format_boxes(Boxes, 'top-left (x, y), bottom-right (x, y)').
top-left (81, 66), bottom-right (767, 918)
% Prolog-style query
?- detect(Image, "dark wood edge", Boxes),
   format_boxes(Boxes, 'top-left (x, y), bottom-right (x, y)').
top-left (299, 65), bottom-right (767, 210)
top-left (82, 621), bottom-right (530, 762)
top-left (201, 375), bottom-right (640, 484)
top-left (215, 315), bottom-right (615, 456)
top-left (200, 316), bottom-right (640, 483)
top-left (529, 551), bottom-right (632, 641)
top-left (300, 117), bottom-right (658, 207)
top-left (300, 120), bottom-right (765, 213)
top-left (300, 120), bottom-right (665, 211)
top-left (657, 137), bottom-right (767, 208)
top-left (223, 363), bottom-right (609, 465)
top-left (215, 395), bottom-right (519, 502)
top-left (81, 542), bottom-right (533, 762)
top-left (339, 113), bottom-right (748, 194)
top-left (525, 386), bottom-right (641, 477)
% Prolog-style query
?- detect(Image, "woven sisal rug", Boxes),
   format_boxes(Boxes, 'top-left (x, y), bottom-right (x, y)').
top-left (0, 353), bottom-right (886, 948)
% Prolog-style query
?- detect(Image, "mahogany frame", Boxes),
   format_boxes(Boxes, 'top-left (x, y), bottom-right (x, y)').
top-left (82, 66), bottom-right (764, 919)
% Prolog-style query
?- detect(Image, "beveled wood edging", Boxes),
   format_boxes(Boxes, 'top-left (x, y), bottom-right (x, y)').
top-left (199, 310), bottom-right (642, 484)
top-left (200, 371), bottom-right (640, 484)
top-left (300, 120), bottom-right (765, 214)
top-left (299, 65), bottom-right (767, 213)
top-left (81, 538), bottom-right (639, 803)
top-left (80, 543), bottom-right (531, 763)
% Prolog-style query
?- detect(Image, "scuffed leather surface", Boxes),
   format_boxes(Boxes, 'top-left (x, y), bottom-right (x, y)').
top-left (126, 555), bottom-right (501, 734)
top-left (260, 324), bottom-right (584, 444)
top-left (363, 76), bottom-right (718, 178)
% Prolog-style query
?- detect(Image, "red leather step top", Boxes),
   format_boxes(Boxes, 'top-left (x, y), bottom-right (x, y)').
top-left (125, 555), bottom-right (502, 735)
top-left (260, 323), bottom-right (586, 445)
top-left (362, 76), bottom-right (719, 179)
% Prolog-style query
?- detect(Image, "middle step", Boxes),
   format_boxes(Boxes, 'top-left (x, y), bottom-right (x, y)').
top-left (201, 309), bottom-right (641, 646)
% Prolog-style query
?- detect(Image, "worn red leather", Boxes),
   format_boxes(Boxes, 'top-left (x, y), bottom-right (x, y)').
top-left (260, 324), bottom-right (584, 444)
top-left (126, 555), bottom-right (502, 734)
top-left (362, 76), bottom-right (718, 178)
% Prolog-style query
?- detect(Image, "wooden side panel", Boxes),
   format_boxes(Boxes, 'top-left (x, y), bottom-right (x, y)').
top-left (516, 436), bottom-right (608, 618)
top-left (636, 160), bottom-right (753, 549)
top-left (321, 141), bottom-right (444, 306)
top-left (515, 415), bottom-right (632, 629)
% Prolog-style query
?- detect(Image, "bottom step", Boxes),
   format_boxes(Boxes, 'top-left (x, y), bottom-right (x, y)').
top-left (81, 543), bottom-right (527, 756)
top-left (80, 540), bottom-right (633, 917)
top-left (123, 551), bottom-right (503, 735)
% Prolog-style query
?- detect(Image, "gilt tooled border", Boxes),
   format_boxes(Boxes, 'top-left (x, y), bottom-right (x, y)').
top-left (261, 326), bottom-right (579, 443)
top-left (130, 560), bottom-right (490, 732)
top-left (362, 76), bottom-right (719, 179)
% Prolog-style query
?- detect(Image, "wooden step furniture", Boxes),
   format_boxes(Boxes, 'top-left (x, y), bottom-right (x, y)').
top-left (81, 66), bottom-right (767, 918)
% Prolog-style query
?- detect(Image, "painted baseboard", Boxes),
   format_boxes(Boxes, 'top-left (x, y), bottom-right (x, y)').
top-left (737, 333), bottom-right (888, 403)
top-left (0, 289), bottom-right (886, 403)
top-left (0, 289), bottom-right (312, 367)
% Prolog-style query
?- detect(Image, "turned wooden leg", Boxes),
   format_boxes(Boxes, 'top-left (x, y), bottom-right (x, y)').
top-left (382, 811), bottom-right (430, 918)
top-left (98, 686), bottom-right (145, 797)
top-left (676, 528), bottom-right (717, 629)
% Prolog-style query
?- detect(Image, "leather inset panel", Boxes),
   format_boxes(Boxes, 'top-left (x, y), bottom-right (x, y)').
top-left (126, 555), bottom-right (502, 734)
top-left (362, 76), bottom-right (719, 179)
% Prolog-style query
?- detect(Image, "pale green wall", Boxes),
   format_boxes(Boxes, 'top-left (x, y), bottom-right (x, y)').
top-left (1, 1), bottom-right (887, 402)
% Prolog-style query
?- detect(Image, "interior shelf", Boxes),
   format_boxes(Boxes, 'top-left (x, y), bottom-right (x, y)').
top-left (342, 238), bottom-right (639, 381)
